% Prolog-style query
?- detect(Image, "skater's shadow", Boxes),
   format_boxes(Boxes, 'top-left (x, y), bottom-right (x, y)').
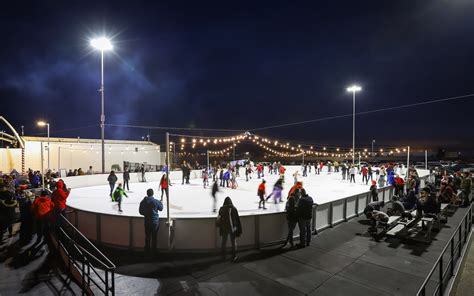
top-left (9, 241), bottom-right (46, 269)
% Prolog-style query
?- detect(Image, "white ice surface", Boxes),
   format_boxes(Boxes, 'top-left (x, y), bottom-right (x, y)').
top-left (67, 165), bottom-right (384, 218)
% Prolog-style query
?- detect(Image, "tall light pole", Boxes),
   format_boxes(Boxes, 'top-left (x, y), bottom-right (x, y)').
top-left (346, 85), bottom-right (362, 164)
top-left (371, 139), bottom-right (375, 157)
top-left (91, 37), bottom-right (113, 174)
top-left (37, 121), bottom-right (50, 172)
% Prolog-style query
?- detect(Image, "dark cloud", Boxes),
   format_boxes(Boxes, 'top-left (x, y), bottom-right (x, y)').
top-left (1, 0), bottom-right (474, 149)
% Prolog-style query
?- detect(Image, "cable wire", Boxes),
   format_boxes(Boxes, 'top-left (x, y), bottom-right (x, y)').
top-left (248, 93), bottom-right (474, 132)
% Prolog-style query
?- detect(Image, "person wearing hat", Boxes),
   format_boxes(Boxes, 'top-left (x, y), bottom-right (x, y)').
top-left (216, 196), bottom-right (242, 262)
top-left (19, 191), bottom-right (35, 244)
top-left (369, 180), bottom-right (378, 202)
top-left (0, 191), bottom-right (18, 238)
top-left (416, 187), bottom-right (440, 218)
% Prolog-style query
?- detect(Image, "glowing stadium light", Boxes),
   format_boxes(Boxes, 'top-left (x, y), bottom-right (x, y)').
top-left (90, 37), bottom-right (113, 51)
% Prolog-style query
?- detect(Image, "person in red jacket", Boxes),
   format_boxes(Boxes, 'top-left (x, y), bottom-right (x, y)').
top-left (32, 190), bottom-right (55, 243)
top-left (159, 174), bottom-right (169, 202)
top-left (361, 166), bottom-right (369, 184)
top-left (257, 180), bottom-right (267, 210)
top-left (52, 179), bottom-right (70, 217)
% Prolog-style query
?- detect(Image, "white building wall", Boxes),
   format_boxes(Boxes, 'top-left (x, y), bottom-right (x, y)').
top-left (0, 137), bottom-right (163, 174)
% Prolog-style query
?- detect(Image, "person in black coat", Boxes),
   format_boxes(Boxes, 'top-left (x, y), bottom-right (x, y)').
top-left (107, 171), bottom-right (118, 198)
top-left (0, 194), bottom-right (18, 237)
top-left (296, 190), bottom-right (314, 248)
top-left (19, 191), bottom-right (34, 244)
top-left (282, 196), bottom-right (298, 248)
top-left (123, 167), bottom-right (130, 191)
top-left (217, 196), bottom-right (242, 261)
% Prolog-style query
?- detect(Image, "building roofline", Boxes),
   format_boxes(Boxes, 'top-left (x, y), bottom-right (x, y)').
top-left (22, 136), bottom-right (158, 146)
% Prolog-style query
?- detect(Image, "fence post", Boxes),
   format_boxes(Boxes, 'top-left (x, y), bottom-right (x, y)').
top-left (344, 198), bottom-right (348, 222)
top-left (450, 238), bottom-right (454, 277)
top-left (439, 257), bottom-right (443, 294)
top-left (329, 202), bottom-right (334, 228)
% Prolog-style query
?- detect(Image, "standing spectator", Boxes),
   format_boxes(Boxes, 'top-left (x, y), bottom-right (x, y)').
top-left (461, 172), bottom-right (472, 202)
top-left (123, 166), bottom-right (130, 191)
top-left (113, 183), bottom-right (128, 212)
top-left (257, 180), bottom-right (267, 210)
top-left (370, 180), bottom-right (378, 202)
top-left (368, 165), bottom-right (373, 182)
top-left (52, 179), bottom-right (70, 217)
top-left (216, 196), bottom-right (242, 262)
top-left (32, 190), bottom-right (54, 244)
top-left (159, 174), bottom-right (169, 202)
top-left (0, 193), bottom-right (18, 238)
top-left (19, 191), bottom-right (34, 244)
top-left (139, 189), bottom-right (163, 254)
top-left (282, 196), bottom-right (298, 248)
top-left (107, 171), bottom-right (118, 198)
top-left (296, 190), bottom-right (314, 248)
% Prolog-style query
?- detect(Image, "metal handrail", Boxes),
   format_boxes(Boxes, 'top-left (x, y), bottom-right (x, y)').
top-left (416, 204), bottom-right (472, 295)
top-left (56, 214), bottom-right (116, 295)
top-left (59, 214), bottom-right (115, 269)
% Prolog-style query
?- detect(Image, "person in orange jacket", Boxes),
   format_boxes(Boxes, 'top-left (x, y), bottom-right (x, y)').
top-left (257, 180), bottom-right (267, 210)
top-left (32, 190), bottom-right (55, 243)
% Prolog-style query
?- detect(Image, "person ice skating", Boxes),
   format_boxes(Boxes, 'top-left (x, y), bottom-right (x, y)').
top-left (123, 166), bottom-right (130, 191)
top-left (361, 166), bottom-right (368, 184)
top-left (368, 165), bottom-right (373, 182)
top-left (113, 183), bottom-right (128, 212)
top-left (292, 170), bottom-right (300, 185)
top-left (256, 163), bottom-right (263, 179)
top-left (159, 174), bottom-right (169, 202)
top-left (370, 180), bottom-right (378, 202)
top-left (107, 171), bottom-right (118, 198)
top-left (266, 178), bottom-right (284, 203)
top-left (223, 170), bottom-right (231, 187)
top-left (302, 164), bottom-right (308, 177)
top-left (349, 165), bottom-right (356, 183)
top-left (212, 181), bottom-right (219, 212)
top-left (257, 180), bottom-right (267, 209)
top-left (341, 163), bottom-right (348, 180)
top-left (140, 164), bottom-right (147, 182)
top-left (216, 197), bottom-right (242, 262)
top-left (202, 168), bottom-right (209, 188)
top-left (139, 189), bottom-right (164, 254)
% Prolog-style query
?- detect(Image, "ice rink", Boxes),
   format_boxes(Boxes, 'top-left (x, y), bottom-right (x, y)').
top-left (67, 165), bottom-right (387, 218)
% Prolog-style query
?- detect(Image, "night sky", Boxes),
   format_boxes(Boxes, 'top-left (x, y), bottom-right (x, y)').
top-left (1, 0), bottom-right (474, 149)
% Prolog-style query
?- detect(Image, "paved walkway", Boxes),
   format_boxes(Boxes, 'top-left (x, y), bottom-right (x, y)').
top-left (101, 206), bottom-right (470, 296)
top-left (1, 206), bottom-right (470, 295)
top-left (451, 232), bottom-right (474, 296)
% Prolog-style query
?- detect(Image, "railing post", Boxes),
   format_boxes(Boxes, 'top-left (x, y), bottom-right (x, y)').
top-left (458, 227), bottom-right (462, 258)
top-left (329, 202), bottom-right (334, 228)
top-left (450, 238), bottom-right (454, 277)
top-left (105, 270), bottom-right (109, 296)
top-left (355, 194), bottom-right (359, 216)
top-left (344, 198), bottom-right (348, 222)
top-left (439, 257), bottom-right (443, 294)
top-left (111, 269), bottom-right (115, 296)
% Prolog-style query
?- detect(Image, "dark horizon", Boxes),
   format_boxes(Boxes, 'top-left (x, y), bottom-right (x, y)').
top-left (1, 1), bottom-right (474, 150)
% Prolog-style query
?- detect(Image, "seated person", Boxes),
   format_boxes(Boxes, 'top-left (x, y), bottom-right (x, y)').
top-left (388, 199), bottom-right (406, 216)
top-left (363, 201), bottom-right (385, 217)
top-left (366, 210), bottom-right (389, 231)
top-left (417, 187), bottom-right (441, 219)
top-left (400, 190), bottom-right (417, 210)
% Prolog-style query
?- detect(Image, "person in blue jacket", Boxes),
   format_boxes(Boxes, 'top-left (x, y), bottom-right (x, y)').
top-left (387, 171), bottom-right (396, 186)
top-left (139, 189), bottom-right (163, 254)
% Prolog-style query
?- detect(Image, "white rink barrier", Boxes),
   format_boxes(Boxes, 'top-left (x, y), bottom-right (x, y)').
top-left (58, 170), bottom-right (201, 189)
top-left (65, 170), bottom-right (429, 251)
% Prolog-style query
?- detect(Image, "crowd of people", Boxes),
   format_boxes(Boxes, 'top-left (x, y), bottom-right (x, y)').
top-left (0, 173), bottom-right (71, 247)
top-left (2, 159), bottom-right (472, 264)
